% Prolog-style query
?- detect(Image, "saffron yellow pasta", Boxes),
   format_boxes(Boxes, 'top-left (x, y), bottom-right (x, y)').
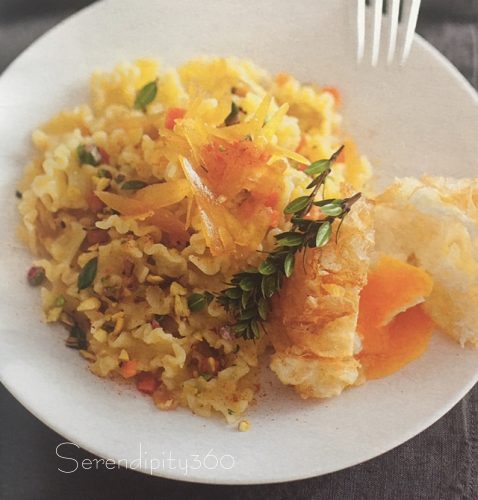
top-left (17, 56), bottom-right (374, 423)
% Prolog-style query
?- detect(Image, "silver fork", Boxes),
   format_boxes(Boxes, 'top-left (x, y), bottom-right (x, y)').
top-left (357, 0), bottom-right (422, 66)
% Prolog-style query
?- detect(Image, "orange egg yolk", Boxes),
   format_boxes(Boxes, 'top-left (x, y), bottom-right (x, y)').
top-left (357, 256), bottom-right (435, 380)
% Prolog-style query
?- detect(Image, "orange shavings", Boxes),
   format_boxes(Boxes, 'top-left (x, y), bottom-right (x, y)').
top-left (133, 179), bottom-right (190, 209)
top-left (94, 191), bottom-right (152, 217)
top-left (180, 156), bottom-right (235, 255)
top-left (95, 181), bottom-right (190, 245)
top-left (200, 139), bottom-right (271, 199)
top-left (180, 154), bottom-right (280, 256)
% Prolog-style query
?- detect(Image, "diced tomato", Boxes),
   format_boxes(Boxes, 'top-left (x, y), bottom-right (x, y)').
top-left (86, 193), bottom-right (105, 213)
top-left (275, 73), bottom-right (291, 86)
top-left (136, 372), bottom-right (158, 394)
top-left (151, 319), bottom-right (160, 329)
top-left (297, 163), bottom-right (307, 171)
top-left (86, 229), bottom-right (110, 245)
top-left (98, 147), bottom-right (110, 164)
top-left (322, 86), bottom-right (342, 106)
top-left (165, 107), bottom-right (186, 130)
top-left (120, 360), bottom-right (138, 379)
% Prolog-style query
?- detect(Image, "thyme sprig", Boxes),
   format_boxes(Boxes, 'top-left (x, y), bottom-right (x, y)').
top-left (192, 146), bottom-right (361, 340)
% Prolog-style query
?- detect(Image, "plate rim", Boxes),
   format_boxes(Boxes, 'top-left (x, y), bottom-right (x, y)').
top-left (0, 0), bottom-right (477, 485)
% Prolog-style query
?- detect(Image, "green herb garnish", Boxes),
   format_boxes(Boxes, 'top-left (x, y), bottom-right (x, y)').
top-left (66, 324), bottom-right (88, 350)
top-left (188, 292), bottom-right (214, 312)
top-left (78, 257), bottom-right (98, 290)
top-left (121, 180), bottom-right (148, 190)
top-left (97, 168), bottom-right (112, 179)
top-left (55, 295), bottom-right (66, 307)
top-left (134, 80), bottom-right (158, 111)
top-left (15, 190), bottom-right (22, 199)
top-left (201, 373), bottom-right (214, 381)
top-left (193, 146), bottom-right (361, 340)
top-left (77, 144), bottom-right (102, 166)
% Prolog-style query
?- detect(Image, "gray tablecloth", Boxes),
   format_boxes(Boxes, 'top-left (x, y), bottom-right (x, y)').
top-left (1, 1), bottom-right (477, 498)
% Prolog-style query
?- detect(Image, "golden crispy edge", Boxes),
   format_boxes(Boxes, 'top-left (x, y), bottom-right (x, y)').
top-left (269, 196), bottom-right (374, 398)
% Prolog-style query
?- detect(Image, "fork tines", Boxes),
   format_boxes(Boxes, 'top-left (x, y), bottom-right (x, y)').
top-left (357, 0), bottom-right (422, 66)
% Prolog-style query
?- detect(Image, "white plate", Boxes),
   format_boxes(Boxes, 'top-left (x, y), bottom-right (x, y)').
top-left (0, 0), bottom-right (477, 485)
